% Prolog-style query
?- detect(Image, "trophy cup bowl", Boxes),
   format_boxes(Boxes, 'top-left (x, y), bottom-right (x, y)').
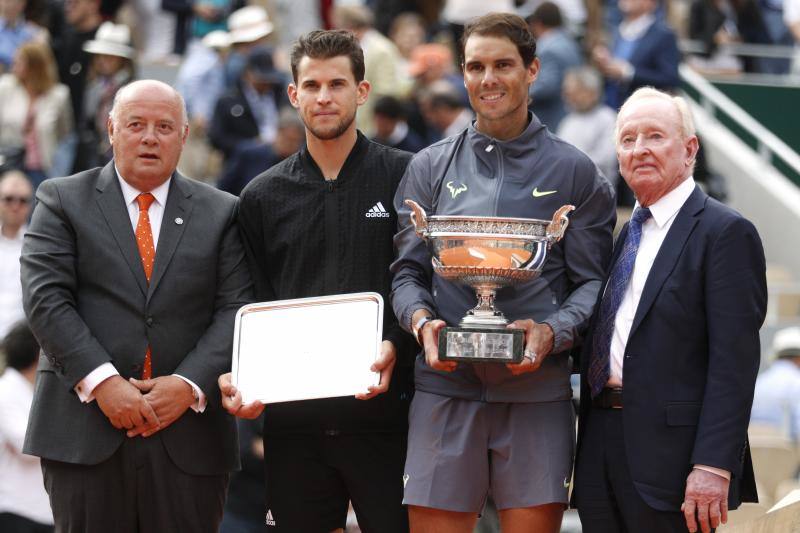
top-left (405, 199), bottom-right (575, 363)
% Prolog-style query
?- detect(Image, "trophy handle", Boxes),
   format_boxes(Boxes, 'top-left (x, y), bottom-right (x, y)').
top-left (405, 199), bottom-right (429, 237)
top-left (546, 205), bottom-right (576, 245)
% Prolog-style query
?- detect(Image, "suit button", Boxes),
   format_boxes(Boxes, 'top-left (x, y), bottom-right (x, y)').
top-left (146, 317), bottom-right (154, 327)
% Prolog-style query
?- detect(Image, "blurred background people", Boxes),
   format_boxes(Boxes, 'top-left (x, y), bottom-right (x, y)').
top-left (371, 94), bottom-right (427, 153)
top-left (0, 321), bottom-right (53, 533)
top-left (0, 41), bottom-right (73, 186)
top-left (592, 0), bottom-right (681, 109)
top-left (417, 80), bottom-right (473, 143)
top-left (527, 1), bottom-right (583, 131)
top-left (0, 0), bottom-right (47, 73)
top-left (751, 326), bottom-right (800, 442)
top-left (216, 107), bottom-right (304, 196)
top-left (0, 170), bottom-right (31, 339)
top-left (224, 5), bottom-right (274, 88)
top-left (209, 45), bottom-right (286, 163)
top-left (557, 66), bottom-right (618, 187)
top-left (74, 21), bottom-right (135, 170)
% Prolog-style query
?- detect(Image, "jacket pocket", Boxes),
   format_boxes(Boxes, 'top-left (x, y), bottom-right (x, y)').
top-left (665, 402), bottom-right (702, 426)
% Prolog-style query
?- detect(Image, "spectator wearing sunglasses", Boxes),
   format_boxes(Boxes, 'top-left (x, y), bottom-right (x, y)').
top-left (0, 170), bottom-right (32, 338)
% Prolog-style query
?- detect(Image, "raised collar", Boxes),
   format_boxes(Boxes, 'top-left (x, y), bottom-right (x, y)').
top-left (299, 130), bottom-right (370, 184)
top-left (466, 112), bottom-right (546, 159)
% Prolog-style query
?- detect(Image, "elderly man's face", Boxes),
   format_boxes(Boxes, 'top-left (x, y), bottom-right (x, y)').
top-left (0, 174), bottom-right (33, 231)
top-left (108, 82), bottom-right (187, 192)
top-left (616, 97), bottom-right (698, 207)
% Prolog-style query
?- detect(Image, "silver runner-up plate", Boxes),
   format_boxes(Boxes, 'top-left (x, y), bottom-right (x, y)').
top-left (231, 292), bottom-right (383, 404)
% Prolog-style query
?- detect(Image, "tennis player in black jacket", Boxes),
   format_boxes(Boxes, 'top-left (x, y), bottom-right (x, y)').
top-left (218, 30), bottom-right (414, 533)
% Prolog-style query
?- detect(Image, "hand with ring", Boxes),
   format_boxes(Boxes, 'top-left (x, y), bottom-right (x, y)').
top-left (506, 319), bottom-right (554, 375)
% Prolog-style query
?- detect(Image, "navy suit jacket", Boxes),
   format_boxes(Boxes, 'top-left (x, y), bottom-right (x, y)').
top-left (575, 185), bottom-right (767, 511)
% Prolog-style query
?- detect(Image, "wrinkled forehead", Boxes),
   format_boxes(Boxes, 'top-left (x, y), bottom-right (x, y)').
top-left (617, 97), bottom-right (681, 133)
top-left (116, 93), bottom-right (183, 123)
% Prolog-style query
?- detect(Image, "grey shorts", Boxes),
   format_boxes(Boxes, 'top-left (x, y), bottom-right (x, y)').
top-left (402, 391), bottom-right (575, 513)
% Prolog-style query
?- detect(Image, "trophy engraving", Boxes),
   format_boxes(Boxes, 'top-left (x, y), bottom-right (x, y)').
top-left (406, 200), bottom-right (575, 363)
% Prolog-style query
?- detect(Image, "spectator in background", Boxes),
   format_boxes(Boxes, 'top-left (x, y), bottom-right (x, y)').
top-left (0, 171), bottom-right (31, 339)
top-left (333, 4), bottom-right (406, 136)
top-left (129, 0), bottom-right (177, 63)
top-left (217, 108), bottom-right (305, 196)
top-left (751, 326), bottom-right (800, 442)
top-left (557, 66), bottom-right (618, 187)
top-left (592, 0), bottom-right (681, 110)
top-left (0, 321), bottom-right (53, 533)
top-left (388, 12), bottom-right (427, 67)
top-left (0, 0), bottom-right (47, 73)
top-left (209, 46), bottom-right (286, 162)
top-left (0, 41), bottom-right (74, 187)
top-left (372, 95), bottom-right (427, 153)
top-left (74, 22), bottom-right (135, 171)
top-left (417, 80), bottom-right (473, 143)
top-left (527, 2), bottom-right (583, 131)
top-left (51, 0), bottom-right (101, 167)
top-left (758, 0), bottom-right (794, 73)
top-left (225, 5), bottom-right (274, 88)
top-left (407, 43), bottom-right (468, 105)
top-left (786, 0), bottom-right (800, 72)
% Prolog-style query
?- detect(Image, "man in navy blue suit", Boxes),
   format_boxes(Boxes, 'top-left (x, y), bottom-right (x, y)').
top-left (574, 87), bottom-right (767, 533)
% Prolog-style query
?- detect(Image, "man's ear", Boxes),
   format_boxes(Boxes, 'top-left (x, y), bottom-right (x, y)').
top-left (356, 80), bottom-right (371, 106)
top-left (107, 116), bottom-right (115, 146)
top-left (287, 84), bottom-right (300, 109)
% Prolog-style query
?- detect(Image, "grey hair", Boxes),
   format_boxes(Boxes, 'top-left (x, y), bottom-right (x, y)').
top-left (615, 87), bottom-right (696, 142)
top-left (109, 79), bottom-right (189, 136)
top-left (564, 65), bottom-right (603, 96)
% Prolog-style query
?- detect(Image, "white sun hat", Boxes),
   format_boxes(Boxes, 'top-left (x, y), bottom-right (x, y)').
top-left (228, 6), bottom-right (274, 45)
top-left (83, 22), bottom-right (135, 59)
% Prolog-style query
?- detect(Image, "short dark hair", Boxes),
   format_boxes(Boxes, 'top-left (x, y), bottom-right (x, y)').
top-left (460, 12), bottom-right (537, 68)
top-left (528, 2), bottom-right (563, 29)
top-left (290, 30), bottom-right (365, 83)
top-left (3, 321), bottom-right (39, 371)
top-left (373, 95), bottom-right (407, 119)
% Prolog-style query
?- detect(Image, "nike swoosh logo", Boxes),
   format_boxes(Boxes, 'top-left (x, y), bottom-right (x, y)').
top-left (532, 188), bottom-right (557, 198)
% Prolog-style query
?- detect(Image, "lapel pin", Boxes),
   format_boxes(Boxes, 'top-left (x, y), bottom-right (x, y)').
top-left (175, 217), bottom-right (184, 225)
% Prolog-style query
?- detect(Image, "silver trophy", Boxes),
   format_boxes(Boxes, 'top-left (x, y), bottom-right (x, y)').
top-left (406, 199), bottom-right (575, 363)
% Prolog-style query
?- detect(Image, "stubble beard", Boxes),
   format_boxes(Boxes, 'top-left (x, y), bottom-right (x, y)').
top-left (304, 109), bottom-right (356, 141)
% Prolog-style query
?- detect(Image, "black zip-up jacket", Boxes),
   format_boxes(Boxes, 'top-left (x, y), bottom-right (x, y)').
top-left (238, 132), bottom-right (414, 435)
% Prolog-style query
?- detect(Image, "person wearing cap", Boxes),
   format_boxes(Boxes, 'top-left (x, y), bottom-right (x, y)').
top-left (224, 5), bottom-right (274, 88)
top-left (208, 45), bottom-right (287, 162)
top-left (74, 21), bottom-right (135, 171)
top-left (751, 327), bottom-right (800, 442)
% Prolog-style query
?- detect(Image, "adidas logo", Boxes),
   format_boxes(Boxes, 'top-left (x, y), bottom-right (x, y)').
top-left (365, 201), bottom-right (391, 218)
top-left (265, 509), bottom-right (276, 527)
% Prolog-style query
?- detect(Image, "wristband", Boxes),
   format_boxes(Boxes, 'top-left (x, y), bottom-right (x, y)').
top-left (413, 315), bottom-right (435, 346)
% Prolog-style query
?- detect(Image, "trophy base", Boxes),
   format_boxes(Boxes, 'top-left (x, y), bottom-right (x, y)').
top-left (438, 327), bottom-right (524, 363)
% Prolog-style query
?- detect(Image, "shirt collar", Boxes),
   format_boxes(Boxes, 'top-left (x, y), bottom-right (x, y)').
top-left (0, 223), bottom-right (26, 242)
top-left (637, 176), bottom-right (695, 229)
top-left (115, 165), bottom-right (171, 208)
top-left (619, 13), bottom-right (655, 41)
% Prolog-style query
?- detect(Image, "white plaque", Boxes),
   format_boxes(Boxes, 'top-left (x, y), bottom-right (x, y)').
top-left (231, 292), bottom-right (383, 404)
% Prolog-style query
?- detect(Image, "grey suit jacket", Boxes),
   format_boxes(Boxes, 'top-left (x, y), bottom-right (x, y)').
top-left (21, 161), bottom-right (253, 475)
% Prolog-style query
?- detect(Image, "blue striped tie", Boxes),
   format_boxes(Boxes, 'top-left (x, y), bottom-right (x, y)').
top-left (588, 207), bottom-right (652, 397)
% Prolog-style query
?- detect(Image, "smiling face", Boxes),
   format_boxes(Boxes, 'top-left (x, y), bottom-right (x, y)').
top-left (616, 96), bottom-right (698, 206)
top-left (108, 81), bottom-right (188, 191)
top-left (462, 34), bottom-right (538, 140)
top-left (287, 55), bottom-right (369, 141)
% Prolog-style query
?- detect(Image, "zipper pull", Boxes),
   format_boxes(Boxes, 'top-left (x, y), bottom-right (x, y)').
top-left (485, 144), bottom-right (494, 153)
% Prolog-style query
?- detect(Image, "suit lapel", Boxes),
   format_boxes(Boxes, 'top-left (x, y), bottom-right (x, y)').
top-left (94, 162), bottom-right (148, 296)
top-left (147, 173), bottom-right (193, 302)
top-left (629, 186), bottom-right (707, 337)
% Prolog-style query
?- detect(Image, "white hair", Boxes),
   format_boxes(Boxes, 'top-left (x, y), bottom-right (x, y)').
top-left (615, 86), bottom-right (696, 142)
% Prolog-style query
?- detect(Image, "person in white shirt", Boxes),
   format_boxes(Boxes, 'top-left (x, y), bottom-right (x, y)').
top-left (750, 326), bottom-right (800, 441)
top-left (574, 87), bottom-right (767, 533)
top-left (0, 170), bottom-right (32, 339)
top-left (0, 321), bottom-right (54, 532)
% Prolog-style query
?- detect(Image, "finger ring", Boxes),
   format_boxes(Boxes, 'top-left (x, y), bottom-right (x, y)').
top-left (523, 349), bottom-right (537, 363)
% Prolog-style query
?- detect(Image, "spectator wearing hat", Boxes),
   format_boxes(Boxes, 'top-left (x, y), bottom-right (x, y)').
top-left (224, 5), bottom-right (274, 88)
top-left (751, 327), bottom-right (800, 442)
top-left (0, 321), bottom-right (53, 533)
top-left (74, 21), bottom-right (135, 172)
top-left (209, 46), bottom-right (287, 162)
top-left (371, 95), bottom-right (427, 153)
top-left (526, 2), bottom-right (583, 131)
top-left (176, 30), bottom-right (229, 130)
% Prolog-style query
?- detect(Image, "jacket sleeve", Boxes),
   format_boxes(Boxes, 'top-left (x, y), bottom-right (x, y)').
top-left (690, 216), bottom-right (766, 475)
top-left (541, 160), bottom-right (617, 354)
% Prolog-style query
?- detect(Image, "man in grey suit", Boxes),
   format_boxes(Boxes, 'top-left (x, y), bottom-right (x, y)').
top-left (21, 79), bottom-right (253, 532)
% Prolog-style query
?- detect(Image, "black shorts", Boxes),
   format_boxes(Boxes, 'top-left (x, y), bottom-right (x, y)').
top-left (263, 432), bottom-right (408, 533)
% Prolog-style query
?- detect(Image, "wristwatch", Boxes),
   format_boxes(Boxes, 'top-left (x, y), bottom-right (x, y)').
top-left (413, 315), bottom-right (435, 346)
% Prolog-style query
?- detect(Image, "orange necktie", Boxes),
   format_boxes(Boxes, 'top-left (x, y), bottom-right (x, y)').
top-left (135, 193), bottom-right (156, 379)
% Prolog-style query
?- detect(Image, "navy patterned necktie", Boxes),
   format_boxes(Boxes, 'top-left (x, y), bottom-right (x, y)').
top-left (588, 207), bottom-right (652, 397)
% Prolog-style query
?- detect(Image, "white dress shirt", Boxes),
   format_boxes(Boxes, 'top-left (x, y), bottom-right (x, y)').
top-left (0, 224), bottom-right (26, 338)
top-left (606, 177), bottom-right (729, 479)
top-left (74, 171), bottom-right (206, 412)
top-left (0, 368), bottom-right (54, 525)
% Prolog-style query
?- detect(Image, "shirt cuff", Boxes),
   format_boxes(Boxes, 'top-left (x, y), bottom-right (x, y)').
top-left (75, 363), bottom-right (118, 403)
top-left (694, 464), bottom-right (731, 480)
top-left (173, 374), bottom-right (206, 413)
